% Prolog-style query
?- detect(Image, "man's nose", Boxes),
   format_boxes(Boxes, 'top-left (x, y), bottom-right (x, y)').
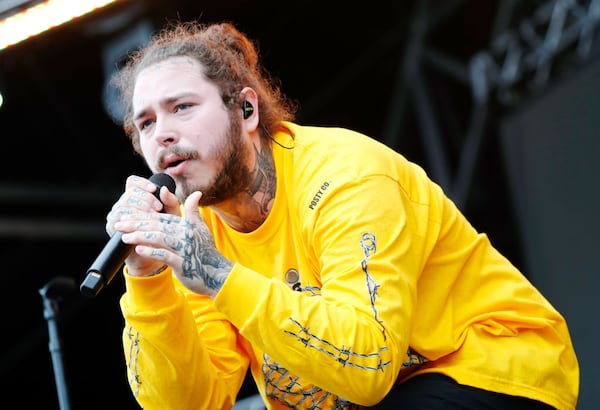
top-left (153, 117), bottom-right (179, 146)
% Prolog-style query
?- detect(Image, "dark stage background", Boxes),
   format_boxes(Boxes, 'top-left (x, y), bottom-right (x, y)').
top-left (0, 0), bottom-right (597, 408)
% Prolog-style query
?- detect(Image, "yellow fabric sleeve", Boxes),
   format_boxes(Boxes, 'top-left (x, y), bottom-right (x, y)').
top-left (120, 267), bottom-right (249, 410)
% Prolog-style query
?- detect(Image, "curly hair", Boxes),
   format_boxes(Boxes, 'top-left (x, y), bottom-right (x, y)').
top-left (111, 21), bottom-right (297, 154)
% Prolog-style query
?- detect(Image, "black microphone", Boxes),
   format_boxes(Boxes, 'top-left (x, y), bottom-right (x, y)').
top-left (80, 173), bottom-right (176, 297)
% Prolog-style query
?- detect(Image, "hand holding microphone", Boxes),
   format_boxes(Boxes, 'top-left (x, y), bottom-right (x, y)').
top-left (80, 173), bottom-right (176, 297)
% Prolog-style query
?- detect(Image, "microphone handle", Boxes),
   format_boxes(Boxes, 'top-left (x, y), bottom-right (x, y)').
top-left (79, 233), bottom-right (133, 297)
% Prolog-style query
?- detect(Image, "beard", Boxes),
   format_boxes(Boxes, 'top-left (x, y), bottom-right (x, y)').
top-left (167, 113), bottom-right (253, 206)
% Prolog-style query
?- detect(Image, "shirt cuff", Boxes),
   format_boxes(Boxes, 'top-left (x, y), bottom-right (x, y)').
top-left (123, 265), bottom-right (179, 311)
top-left (213, 263), bottom-right (272, 329)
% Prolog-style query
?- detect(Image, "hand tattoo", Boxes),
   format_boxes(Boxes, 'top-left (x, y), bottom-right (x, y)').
top-left (181, 219), bottom-right (232, 292)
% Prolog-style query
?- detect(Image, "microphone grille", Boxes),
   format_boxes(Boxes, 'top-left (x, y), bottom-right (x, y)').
top-left (150, 173), bottom-right (176, 193)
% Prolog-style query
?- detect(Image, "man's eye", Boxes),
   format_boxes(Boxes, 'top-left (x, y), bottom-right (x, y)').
top-left (140, 119), bottom-right (154, 130)
top-left (176, 103), bottom-right (192, 112)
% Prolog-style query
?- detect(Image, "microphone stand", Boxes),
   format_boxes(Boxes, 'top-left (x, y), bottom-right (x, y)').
top-left (39, 276), bottom-right (76, 410)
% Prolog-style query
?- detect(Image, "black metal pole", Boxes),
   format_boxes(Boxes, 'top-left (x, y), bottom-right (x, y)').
top-left (39, 276), bottom-right (76, 410)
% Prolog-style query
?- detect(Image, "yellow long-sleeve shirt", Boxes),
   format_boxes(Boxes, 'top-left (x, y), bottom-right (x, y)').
top-left (120, 122), bottom-right (579, 409)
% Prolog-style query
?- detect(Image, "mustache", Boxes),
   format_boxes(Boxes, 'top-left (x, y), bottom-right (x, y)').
top-left (156, 146), bottom-right (199, 171)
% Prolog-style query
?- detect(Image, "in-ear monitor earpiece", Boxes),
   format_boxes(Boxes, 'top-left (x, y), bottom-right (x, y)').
top-left (242, 100), bottom-right (254, 119)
